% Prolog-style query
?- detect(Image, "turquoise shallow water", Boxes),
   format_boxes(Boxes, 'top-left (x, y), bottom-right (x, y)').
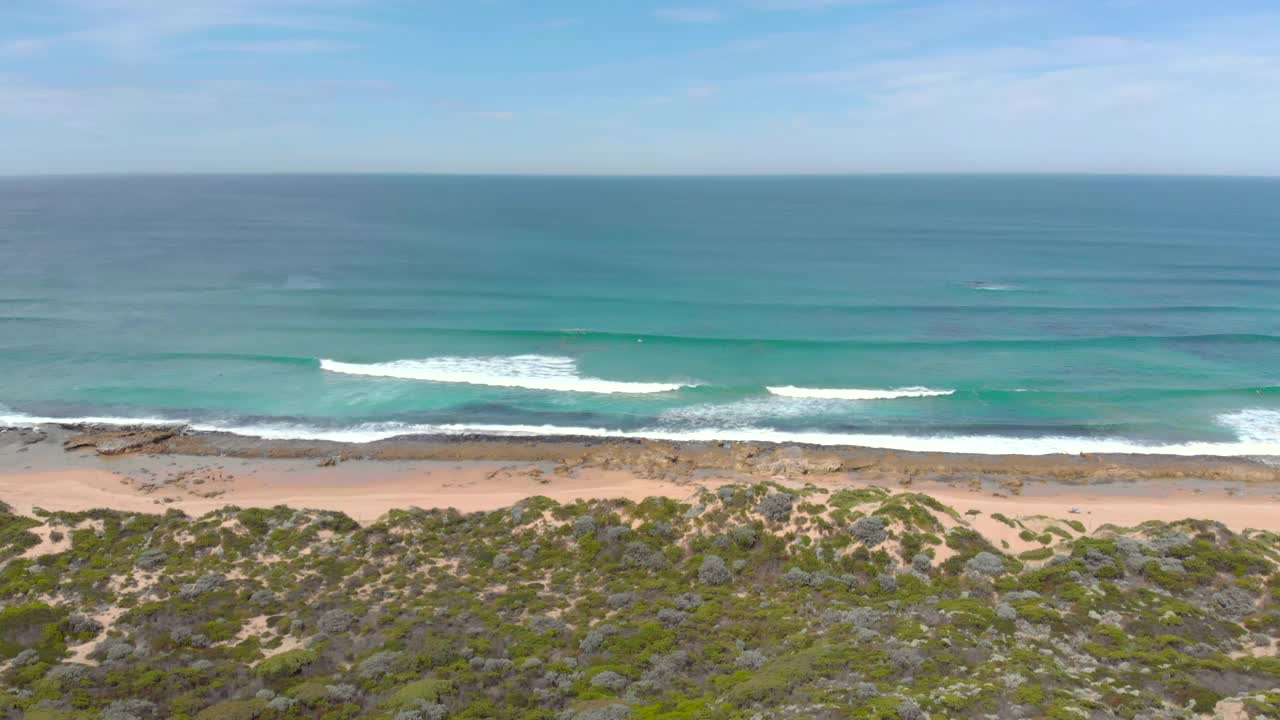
top-left (1, 175), bottom-right (1279, 454)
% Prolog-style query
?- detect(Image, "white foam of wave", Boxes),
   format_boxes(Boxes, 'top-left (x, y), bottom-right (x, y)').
top-left (188, 421), bottom-right (420, 444)
top-left (1219, 409), bottom-right (1280, 444)
top-left (96, 418), bottom-right (1280, 456)
top-left (4, 409), bottom-right (1279, 457)
top-left (659, 396), bottom-right (844, 429)
top-left (206, 421), bottom-right (1270, 457)
top-left (0, 410), bottom-right (186, 428)
top-left (408, 423), bottom-right (1280, 456)
top-left (768, 386), bottom-right (954, 400)
top-left (319, 355), bottom-right (686, 395)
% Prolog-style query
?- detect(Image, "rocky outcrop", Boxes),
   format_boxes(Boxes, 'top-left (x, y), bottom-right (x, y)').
top-left (63, 427), bottom-right (180, 456)
top-left (576, 441), bottom-right (690, 480)
top-left (0, 427), bottom-right (48, 448)
top-left (732, 445), bottom-right (844, 476)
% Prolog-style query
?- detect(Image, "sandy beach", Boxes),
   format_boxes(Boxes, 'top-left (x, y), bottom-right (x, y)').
top-left (3, 423), bottom-right (1280, 531)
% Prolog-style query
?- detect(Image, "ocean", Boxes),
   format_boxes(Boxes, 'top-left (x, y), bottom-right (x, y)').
top-left (2, 174), bottom-right (1278, 456)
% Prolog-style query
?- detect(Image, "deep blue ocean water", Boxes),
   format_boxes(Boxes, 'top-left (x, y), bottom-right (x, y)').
top-left (2, 175), bottom-right (1279, 455)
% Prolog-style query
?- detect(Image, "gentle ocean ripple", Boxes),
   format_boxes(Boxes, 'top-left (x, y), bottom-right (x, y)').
top-left (1, 175), bottom-right (1279, 455)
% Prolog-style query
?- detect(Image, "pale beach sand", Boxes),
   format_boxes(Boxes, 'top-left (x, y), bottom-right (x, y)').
top-left (3, 424), bottom-right (1279, 532)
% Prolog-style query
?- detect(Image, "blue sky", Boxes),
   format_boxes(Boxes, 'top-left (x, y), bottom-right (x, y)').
top-left (1, 0), bottom-right (1278, 175)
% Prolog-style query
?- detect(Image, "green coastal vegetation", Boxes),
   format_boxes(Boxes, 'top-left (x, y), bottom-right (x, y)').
top-left (2, 483), bottom-right (1280, 719)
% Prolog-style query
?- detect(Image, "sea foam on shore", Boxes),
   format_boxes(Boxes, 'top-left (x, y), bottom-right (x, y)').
top-left (3, 407), bottom-right (1279, 457)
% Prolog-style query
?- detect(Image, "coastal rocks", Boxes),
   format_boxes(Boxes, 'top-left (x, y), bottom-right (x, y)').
top-left (119, 466), bottom-right (234, 501)
top-left (731, 444), bottom-right (843, 477)
top-left (575, 441), bottom-right (689, 480)
top-left (64, 427), bottom-right (179, 456)
top-left (997, 476), bottom-right (1025, 495)
top-left (42, 422), bottom-right (1280, 488)
top-left (0, 427), bottom-right (47, 448)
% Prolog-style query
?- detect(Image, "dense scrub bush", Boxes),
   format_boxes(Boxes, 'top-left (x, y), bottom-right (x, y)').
top-left (573, 515), bottom-right (598, 538)
top-left (757, 493), bottom-right (795, 522)
top-left (135, 547), bottom-right (167, 569)
top-left (178, 573), bottom-right (224, 599)
top-left (698, 555), bottom-right (732, 585)
top-left (581, 625), bottom-right (617, 653)
top-left (256, 649), bottom-right (317, 678)
top-left (102, 699), bottom-right (156, 720)
top-left (590, 670), bottom-right (630, 691)
top-left (318, 608), bottom-right (356, 633)
top-left (672, 593), bottom-right (703, 611)
top-left (1214, 587), bottom-right (1258, 618)
top-left (965, 551), bottom-right (1007, 576)
top-left (656, 608), bottom-right (687, 626)
top-left (898, 699), bottom-right (927, 720)
top-left (607, 591), bottom-right (637, 609)
top-left (3, 487), bottom-right (1279, 720)
top-left (735, 649), bottom-right (767, 670)
top-left (850, 516), bottom-right (888, 547)
top-left (731, 524), bottom-right (759, 548)
top-left (621, 540), bottom-right (668, 571)
top-left (911, 552), bottom-right (932, 573)
top-left (358, 650), bottom-right (403, 679)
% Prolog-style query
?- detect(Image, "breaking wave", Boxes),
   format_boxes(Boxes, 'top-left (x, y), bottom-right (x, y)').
top-left (767, 386), bottom-right (954, 400)
top-left (319, 355), bottom-right (688, 395)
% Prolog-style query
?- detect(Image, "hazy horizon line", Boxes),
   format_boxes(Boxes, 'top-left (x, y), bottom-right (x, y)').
top-left (2, 170), bottom-right (1278, 180)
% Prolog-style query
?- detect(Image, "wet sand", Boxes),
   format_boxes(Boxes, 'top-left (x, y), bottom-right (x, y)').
top-left (2, 424), bottom-right (1280, 530)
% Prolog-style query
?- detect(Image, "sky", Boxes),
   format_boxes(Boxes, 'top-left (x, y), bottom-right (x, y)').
top-left (1, 0), bottom-right (1278, 175)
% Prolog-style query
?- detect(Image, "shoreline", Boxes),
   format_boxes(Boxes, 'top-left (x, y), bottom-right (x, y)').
top-left (5, 409), bottom-right (1279, 458)
top-left (12, 421), bottom-right (1279, 482)
top-left (3, 423), bottom-right (1280, 531)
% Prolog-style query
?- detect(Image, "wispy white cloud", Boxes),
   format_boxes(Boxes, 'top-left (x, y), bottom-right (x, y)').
top-left (533, 17), bottom-right (583, 31)
top-left (3, 1), bottom-right (1279, 174)
top-left (7, 0), bottom-right (367, 59)
top-left (201, 39), bottom-right (359, 55)
top-left (0, 79), bottom-right (221, 128)
top-left (750, 0), bottom-right (894, 11)
top-left (1, 38), bottom-right (49, 57)
top-left (655, 7), bottom-right (724, 23)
